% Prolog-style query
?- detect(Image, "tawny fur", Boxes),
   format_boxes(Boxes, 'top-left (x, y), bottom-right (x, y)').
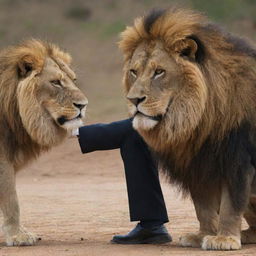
top-left (119, 8), bottom-right (256, 251)
top-left (119, 8), bottom-right (256, 156)
top-left (0, 39), bottom-right (87, 246)
top-left (0, 39), bottom-right (87, 169)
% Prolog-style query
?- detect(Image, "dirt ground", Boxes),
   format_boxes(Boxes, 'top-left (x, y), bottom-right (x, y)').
top-left (1, 1), bottom-right (256, 255)
top-left (0, 140), bottom-right (255, 256)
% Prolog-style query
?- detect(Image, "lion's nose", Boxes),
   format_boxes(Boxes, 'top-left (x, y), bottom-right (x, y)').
top-left (127, 96), bottom-right (146, 106)
top-left (73, 102), bottom-right (87, 110)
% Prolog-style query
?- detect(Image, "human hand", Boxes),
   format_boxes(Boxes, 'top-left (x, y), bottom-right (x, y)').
top-left (69, 128), bottom-right (79, 138)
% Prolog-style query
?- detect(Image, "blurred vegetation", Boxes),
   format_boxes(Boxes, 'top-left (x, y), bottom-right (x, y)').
top-left (80, 20), bottom-right (126, 40)
top-left (1, 0), bottom-right (255, 40)
top-left (100, 21), bottom-right (126, 40)
top-left (65, 6), bottom-right (91, 21)
top-left (64, 0), bottom-right (256, 40)
top-left (190, 0), bottom-right (256, 22)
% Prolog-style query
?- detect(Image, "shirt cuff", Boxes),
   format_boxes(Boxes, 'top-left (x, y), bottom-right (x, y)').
top-left (71, 128), bottom-right (79, 137)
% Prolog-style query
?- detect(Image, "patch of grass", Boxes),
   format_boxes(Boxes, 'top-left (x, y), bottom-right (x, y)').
top-left (143, 0), bottom-right (154, 6)
top-left (80, 20), bottom-right (101, 32)
top-left (0, 29), bottom-right (6, 39)
top-left (190, 0), bottom-right (256, 22)
top-left (43, 24), bottom-right (66, 36)
top-left (100, 20), bottom-right (126, 39)
top-left (24, 19), bottom-right (36, 31)
top-left (80, 19), bottom-right (126, 39)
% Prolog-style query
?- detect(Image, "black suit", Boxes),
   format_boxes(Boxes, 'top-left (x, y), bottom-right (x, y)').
top-left (78, 119), bottom-right (168, 223)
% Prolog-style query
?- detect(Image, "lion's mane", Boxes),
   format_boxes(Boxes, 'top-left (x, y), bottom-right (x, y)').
top-left (0, 39), bottom-right (72, 170)
top-left (119, 8), bottom-right (256, 210)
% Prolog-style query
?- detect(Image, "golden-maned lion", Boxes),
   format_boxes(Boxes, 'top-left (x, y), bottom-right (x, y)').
top-left (0, 39), bottom-right (87, 246)
top-left (119, 8), bottom-right (256, 250)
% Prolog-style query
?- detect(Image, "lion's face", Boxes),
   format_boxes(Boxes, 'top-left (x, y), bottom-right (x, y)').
top-left (17, 54), bottom-right (87, 146)
top-left (125, 41), bottom-right (178, 130)
top-left (35, 57), bottom-right (87, 130)
top-left (124, 39), bottom-right (207, 142)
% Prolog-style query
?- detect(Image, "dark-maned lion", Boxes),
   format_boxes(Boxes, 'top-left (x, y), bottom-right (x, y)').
top-left (119, 8), bottom-right (256, 250)
top-left (0, 39), bottom-right (87, 246)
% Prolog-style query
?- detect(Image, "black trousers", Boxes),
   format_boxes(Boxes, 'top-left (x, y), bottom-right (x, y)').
top-left (78, 119), bottom-right (168, 223)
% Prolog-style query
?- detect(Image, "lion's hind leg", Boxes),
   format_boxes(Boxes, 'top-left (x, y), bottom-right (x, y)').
top-left (0, 162), bottom-right (38, 246)
top-left (241, 228), bottom-right (256, 244)
top-left (242, 197), bottom-right (256, 244)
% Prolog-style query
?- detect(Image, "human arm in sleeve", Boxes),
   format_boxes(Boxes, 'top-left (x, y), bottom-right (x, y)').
top-left (78, 119), bottom-right (133, 153)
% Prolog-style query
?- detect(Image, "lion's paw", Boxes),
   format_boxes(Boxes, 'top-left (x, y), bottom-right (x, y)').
top-left (179, 233), bottom-right (204, 247)
top-left (5, 227), bottom-right (38, 246)
top-left (202, 235), bottom-right (241, 250)
top-left (241, 228), bottom-right (256, 244)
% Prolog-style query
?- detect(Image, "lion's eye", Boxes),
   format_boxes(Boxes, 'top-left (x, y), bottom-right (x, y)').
top-left (129, 69), bottom-right (137, 78)
top-left (153, 69), bottom-right (165, 79)
top-left (51, 80), bottom-right (62, 87)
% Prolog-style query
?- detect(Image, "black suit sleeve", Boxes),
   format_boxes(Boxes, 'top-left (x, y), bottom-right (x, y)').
top-left (78, 118), bottom-right (169, 222)
top-left (78, 119), bottom-right (133, 153)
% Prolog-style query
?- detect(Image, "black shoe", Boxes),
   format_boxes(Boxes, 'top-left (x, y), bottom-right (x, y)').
top-left (111, 223), bottom-right (172, 244)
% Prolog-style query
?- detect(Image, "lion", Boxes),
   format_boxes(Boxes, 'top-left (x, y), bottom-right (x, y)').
top-left (119, 8), bottom-right (256, 250)
top-left (0, 39), bottom-right (88, 246)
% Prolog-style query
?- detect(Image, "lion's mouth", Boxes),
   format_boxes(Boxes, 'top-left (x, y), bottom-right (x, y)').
top-left (57, 114), bottom-right (82, 126)
top-left (134, 111), bottom-right (163, 121)
top-left (133, 98), bottom-right (173, 123)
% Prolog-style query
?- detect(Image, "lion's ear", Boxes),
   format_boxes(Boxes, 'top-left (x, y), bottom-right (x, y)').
top-left (174, 37), bottom-right (205, 63)
top-left (17, 55), bottom-right (36, 78)
top-left (180, 38), bottom-right (198, 59)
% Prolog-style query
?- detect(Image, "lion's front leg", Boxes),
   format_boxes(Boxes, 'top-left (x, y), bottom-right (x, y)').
top-left (1, 193), bottom-right (38, 247)
top-left (0, 163), bottom-right (38, 246)
top-left (202, 186), bottom-right (242, 250)
top-left (179, 194), bottom-right (219, 248)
